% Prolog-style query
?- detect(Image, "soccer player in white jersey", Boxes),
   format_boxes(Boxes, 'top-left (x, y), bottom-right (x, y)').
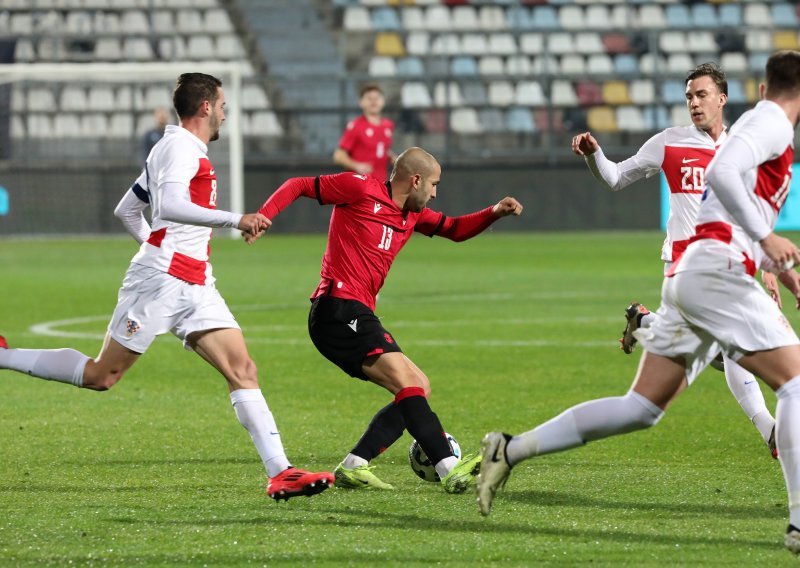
top-left (477, 50), bottom-right (800, 553)
top-left (0, 73), bottom-right (334, 501)
top-left (571, 63), bottom-right (778, 456)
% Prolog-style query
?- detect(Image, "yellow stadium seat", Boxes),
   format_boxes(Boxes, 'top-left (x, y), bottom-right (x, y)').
top-left (602, 81), bottom-right (631, 105)
top-left (745, 78), bottom-right (759, 103)
top-left (773, 31), bottom-right (800, 50)
top-left (375, 32), bottom-right (406, 57)
top-left (587, 106), bottom-right (618, 133)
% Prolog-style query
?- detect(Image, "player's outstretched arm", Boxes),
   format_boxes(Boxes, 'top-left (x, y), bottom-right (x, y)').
top-left (492, 197), bottom-right (523, 218)
top-left (240, 213), bottom-right (271, 245)
top-left (114, 186), bottom-right (151, 244)
top-left (571, 131), bottom-right (599, 157)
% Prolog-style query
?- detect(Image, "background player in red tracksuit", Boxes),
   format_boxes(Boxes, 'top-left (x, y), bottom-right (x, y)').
top-left (251, 147), bottom-right (523, 493)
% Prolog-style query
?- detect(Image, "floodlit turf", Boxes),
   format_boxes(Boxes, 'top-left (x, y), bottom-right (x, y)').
top-left (1, 232), bottom-right (799, 565)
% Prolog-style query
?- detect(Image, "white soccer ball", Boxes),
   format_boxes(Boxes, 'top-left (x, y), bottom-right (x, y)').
top-left (408, 432), bottom-right (462, 482)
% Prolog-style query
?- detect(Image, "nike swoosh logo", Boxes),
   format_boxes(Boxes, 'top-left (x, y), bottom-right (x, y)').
top-left (743, 380), bottom-right (756, 385)
top-left (682, 158), bottom-right (699, 164)
top-left (269, 431), bottom-right (280, 435)
top-left (348, 319), bottom-right (358, 332)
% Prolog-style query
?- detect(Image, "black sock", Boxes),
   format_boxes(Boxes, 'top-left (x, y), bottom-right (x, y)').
top-left (351, 402), bottom-right (406, 461)
top-left (394, 387), bottom-right (453, 465)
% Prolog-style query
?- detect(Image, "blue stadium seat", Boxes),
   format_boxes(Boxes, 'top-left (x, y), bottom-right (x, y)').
top-left (643, 106), bottom-right (670, 131)
top-left (661, 81), bottom-right (686, 104)
top-left (451, 56), bottom-right (478, 76)
top-left (372, 7), bottom-right (400, 31)
top-left (772, 3), bottom-right (798, 27)
top-left (749, 52), bottom-right (770, 72)
top-left (613, 54), bottom-right (639, 75)
top-left (665, 4), bottom-right (691, 29)
top-left (507, 107), bottom-right (536, 133)
top-left (530, 6), bottom-right (560, 31)
top-left (718, 4), bottom-right (742, 27)
top-left (727, 79), bottom-right (746, 104)
top-left (479, 108), bottom-right (505, 133)
top-left (691, 4), bottom-right (719, 29)
top-left (506, 5), bottom-right (533, 30)
top-left (397, 57), bottom-right (425, 77)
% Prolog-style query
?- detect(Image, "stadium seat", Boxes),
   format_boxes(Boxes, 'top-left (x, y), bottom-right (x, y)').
top-left (743, 3), bottom-right (771, 27)
top-left (462, 34), bottom-right (488, 56)
top-left (748, 52), bottom-right (770, 73)
top-left (433, 81), bottom-right (464, 107)
top-left (462, 82), bottom-right (487, 106)
top-left (586, 54), bottom-right (613, 75)
top-left (506, 6), bottom-right (533, 30)
top-left (559, 5), bottom-right (585, 30)
top-left (115, 86), bottom-right (133, 110)
top-left (691, 4), bottom-right (719, 28)
top-left (14, 39), bottom-right (35, 62)
top-left (661, 81), bottom-right (686, 105)
top-left (689, 31), bottom-right (718, 53)
top-left (575, 33), bottom-right (604, 54)
top-left (242, 84), bottom-right (269, 110)
top-left (719, 52), bottom-right (747, 73)
top-left (204, 8), bottom-right (234, 33)
top-left (601, 33), bottom-right (631, 55)
top-left (745, 30), bottom-right (772, 52)
top-left (629, 79), bottom-right (655, 105)
top-left (585, 5), bottom-right (612, 30)
top-left (744, 78), bottom-right (760, 103)
top-left (616, 106), bottom-right (647, 132)
top-left (479, 6), bottom-right (506, 30)
top-left (216, 35), bottom-right (244, 59)
top-left (506, 107), bottom-right (536, 133)
top-left (667, 53), bottom-right (694, 75)
top-left (670, 104), bottom-right (693, 127)
top-left (643, 106), bottom-right (670, 131)
top-left (726, 79), bottom-right (746, 104)
top-left (450, 108), bottom-right (482, 134)
top-left (424, 109), bottom-right (447, 134)
top-left (61, 86), bottom-right (87, 112)
top-left (430, 34), bottom-right (461, 55)
top-left (397, 57), bottom-right (425, 76)
top-left (27, 114), bottom-right (54, 138)
top-left (93, 11), bottom-right (120, 34)
top-left (248, 111), bottom-right (284, 137)
top-left (551, 80), bottom-right (577, 106)
top-left (515, 81), bottom-right (545, 106)
top-left (372, 7), bottom-right (401, 30)
top-left (10, 87), bottom-right (25, 112)
top-left (27, 88), bottom-right (56, 112)
top-left (425, 6), bottom-right (452, 31)
top-left (560, 54), bottom-right (585, 76)
top-left (451, 5), bottom-right (478, 30)
top-left (773, 31), bottom-right (800, 51)
top-left (94, 37), bottom-right (122, 60)
top-left (479, 56), bottom-right (504, 76)
top-left (771, 3), bottom-right (798, 27)
top-left (534, 108), bottom-right (564, 133)
top-left (488, 33), bottom-right (517, 56)
top-left (401, 82), bottom-right (432, 108)
top-left (405, 32), bottom-right (429, 56)
top-left (659, 31), bottom-right (686, 54)
top-left (479, 108), bottom-right (505, 133)
top-left (665, 4), bottom-right (691, 29)
top-left (586, 106), bottom-right (618, 133)
top-left (506, 55), bottom-right (532, 76)
top-left (532, 55), bottom-right (559, 75)
top-left (530, 6), bottom-right (560, 31)
top-left (120, 10), bottom-right (149, 34)
top-left (53, 114), bottom-right (82, 138)
top-left (64, 11), bottom-right (93, 35)
top-left (11, 115), bottom-right (24, 139)
top-left (488, 81), bottom-right (515, 107)
top-left (176, 9), bottom-right (204, 33)
top-left (519, 33), bottom-right (543, 55)
top-left (9, 13), bottom-right (33, 35)
top-left (88, 86), bottom-right (115, 111)
top-left (151, 10), bottom-right (173, 33)
top-left (609, 5), bottom-right (633, 30)
top-left (343, 6), bottom-right (372, 31)
top-left (451, 56), bottom-right (478, 76)
top-left (187, 36), bottom-right (215, 59)
top-left (547, 33), bottom-right (574, 55)
top-left (82, 113), bottom-right (109, 138)
top-left (576, 80), bottom-right (602, 106)
top-left (639, 54), bottom-right (667, 75)
top-left (718, 4), bottom-right (742, 27)
top-left (124, 38), bottom-right (154, 61)
top-left (369, 56), bottom-right (397, 76)
top-left (636, 5), bottom-right (665, 29)
top-left (375, 32), bottom-right (405, 56)
top-left (602, 81), bottom-right (631, 105)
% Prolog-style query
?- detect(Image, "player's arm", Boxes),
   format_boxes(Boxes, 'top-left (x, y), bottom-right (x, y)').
top-left (418, 197), bottom-right (523, 242)
top-left (259, 173), bottom-right (368, 221)
top-left (114, 181), bottom-right (151, 245)
top-left (573, 131), bottom-right (662, 191)
top-left (333, 147), bottom-right (372, 175)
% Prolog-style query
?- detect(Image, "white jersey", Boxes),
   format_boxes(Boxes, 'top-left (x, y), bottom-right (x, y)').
top-left (673, 100), bottom-right (795, 277)
top-left (595, 125), bottom-right (726, 262)
top-left (130, 125), bottom-right (219, 285)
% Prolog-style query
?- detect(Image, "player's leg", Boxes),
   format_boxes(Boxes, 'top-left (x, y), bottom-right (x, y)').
top-left (478, 351), bottom-right (684, 516)
top-left (722, 353), bottom-right (776, 452)
top-left (732, 345), bottom-right (800, 549)
top-left (189, 327), bottom-right (333, 500)
top-left (363, 352), bottom-right (481, 494)
top-left (0, 333), bottom-right (139, 390)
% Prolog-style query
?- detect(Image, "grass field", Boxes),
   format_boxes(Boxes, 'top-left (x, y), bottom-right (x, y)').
top-left (1, 231), bottom-right (798, 565)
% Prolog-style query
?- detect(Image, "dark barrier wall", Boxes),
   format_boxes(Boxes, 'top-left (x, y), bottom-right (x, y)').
top-left (0, 162), bottom-right (660, 235)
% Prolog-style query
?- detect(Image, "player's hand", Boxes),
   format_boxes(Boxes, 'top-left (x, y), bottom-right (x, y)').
top-left (238, 213), bottom-right (271, 244)
top-left (761, 232), bottom-right (800, 273)
top-left (762, 271), bottom-right (782, 309)
top-left (572, 132), bottom-right (599, 157)
top-left (778, 269), bottom-right (800, 310)
top-left (353, 162), bottom-right (373, 175)
top-left (492, 197), bottom-right (523, 217)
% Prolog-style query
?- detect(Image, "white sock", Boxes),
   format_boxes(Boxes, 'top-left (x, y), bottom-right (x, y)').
top-left (639, 312), bottom-right (656, 329)
top-left (506, 391), bottom-right (664, 466)
top-left (0, 348), bottom-right (87, 387)
top-left (723, 354), bottom-right (775, 443)
top-left (230, 389), bottom-right (291, 478)
top-left (343, 453), bottom-right (368, 469)
top-left (775, 376), bottom-right (800, 528)
top-left (434, 455), bottom-right (459, 479)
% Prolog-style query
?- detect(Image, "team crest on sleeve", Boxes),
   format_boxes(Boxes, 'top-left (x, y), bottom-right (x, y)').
top-left (125, 319), bottom-right (141, 337)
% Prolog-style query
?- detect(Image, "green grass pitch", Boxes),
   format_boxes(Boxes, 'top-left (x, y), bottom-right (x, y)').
top-left (1, 232), bottom-right (798, 565)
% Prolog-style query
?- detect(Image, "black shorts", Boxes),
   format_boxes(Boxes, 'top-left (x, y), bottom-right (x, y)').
top-left (308, 295), bottom-right (403, 380)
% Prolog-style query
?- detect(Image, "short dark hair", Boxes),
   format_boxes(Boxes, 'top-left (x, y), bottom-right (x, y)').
top-left (766, 50), bottom-right (800, 97)
top-left (685, 62), bottom-right (727, 96)
top-left (173, 73), bottom-right (222, 119)
top-left (359, 83), bottom-right (383, 98)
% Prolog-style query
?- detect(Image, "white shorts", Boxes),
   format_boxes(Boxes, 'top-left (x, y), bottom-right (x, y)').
top-left (107, 263), bottom-right (239, 354)
top-left (634, 269), bottom-right (799, 384)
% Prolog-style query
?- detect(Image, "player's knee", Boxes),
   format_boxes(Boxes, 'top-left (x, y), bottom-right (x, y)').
top-left (226, 357), bottom-right (258, 389)
top-left (627, 391), bottom-right (664, 428)
top-left (83, 368), bottom-right (124, 391)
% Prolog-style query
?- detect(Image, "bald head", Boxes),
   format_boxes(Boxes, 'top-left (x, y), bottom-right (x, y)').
top-left (391, 147), bottom-right (439, 182)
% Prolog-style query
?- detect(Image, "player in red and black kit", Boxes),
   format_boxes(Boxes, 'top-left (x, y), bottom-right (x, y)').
top-left (252, 147), bottom-right (523, 493)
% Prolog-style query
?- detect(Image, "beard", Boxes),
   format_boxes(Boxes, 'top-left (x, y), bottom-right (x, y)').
top-left (210, 129), bottom-right (220, 142)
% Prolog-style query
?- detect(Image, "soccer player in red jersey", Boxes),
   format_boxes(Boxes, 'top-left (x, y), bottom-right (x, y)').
top-left (252, 147), bottom-right (523, 493)
top-left (333, 83), bottom-right (395, 183)
top-left (0, 73), bottom-right (333, 501)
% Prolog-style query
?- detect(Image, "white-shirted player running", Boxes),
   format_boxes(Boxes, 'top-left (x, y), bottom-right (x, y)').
top-left (478, 50), bottom-right (800, 554)
top-left (0, 72), bottom-right (334, 501)
top-left (571, 63), bottom-right (777, 456)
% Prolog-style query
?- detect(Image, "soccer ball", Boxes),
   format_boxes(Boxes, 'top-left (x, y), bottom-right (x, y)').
top-left (408, 432), bottom-right (462, 482)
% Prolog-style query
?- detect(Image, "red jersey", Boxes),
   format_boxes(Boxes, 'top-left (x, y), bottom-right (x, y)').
top-left (337, 115), bottom-right (394, 183)
top-left (259, 173), bottom-right (499, 310)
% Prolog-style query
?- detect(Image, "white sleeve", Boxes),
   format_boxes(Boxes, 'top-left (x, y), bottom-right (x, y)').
top-left (584, 132), bottom-right (665, 191)
top-left (159, 181), bottom-right (242, 228)
top-left (114, 175), bottom-right (151, 244)
top-left (705, 136), bottom-right (772, 241)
